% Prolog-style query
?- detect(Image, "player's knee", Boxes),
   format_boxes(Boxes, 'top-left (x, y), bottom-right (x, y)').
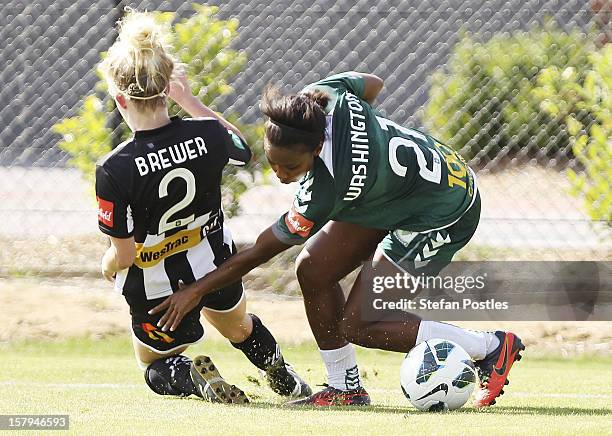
top-left (206, 309), bottom-right (252, 343)
top-left (215, 319), bottom-right (251, 343)
top-left (295, 250), bottom-right (313, 281)
top-left (295, 250), bottom-right (331, 289)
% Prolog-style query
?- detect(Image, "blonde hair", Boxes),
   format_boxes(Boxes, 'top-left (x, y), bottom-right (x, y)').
top-left (100, 8), bottom-right (175, 112)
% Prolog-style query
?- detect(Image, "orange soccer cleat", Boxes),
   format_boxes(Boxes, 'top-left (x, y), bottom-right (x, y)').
top-left (473, 331), bottom-right (525, 408)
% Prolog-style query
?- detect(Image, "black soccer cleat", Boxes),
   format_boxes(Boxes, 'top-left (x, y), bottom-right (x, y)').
top-left (264, 355), bottom-right (312, 399)
top-left (473, 331), bottom-right (525, 407)
top-left (190, 355), bottom-right (249, 404)
top-left (284, 384), bottom-right (371, 407)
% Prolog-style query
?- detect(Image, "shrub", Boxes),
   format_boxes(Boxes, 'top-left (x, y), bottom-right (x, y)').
top-left (534, 44), bottom-right (611, 222)
top-left (425, 24), bottom-right (595, 166)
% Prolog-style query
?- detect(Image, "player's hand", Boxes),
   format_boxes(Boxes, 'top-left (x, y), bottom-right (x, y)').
top-left (101, 251), bottom-right (116, 282)
top-left (101, 266), bottom-right (116, 282)
top-left (168, 66), bottom-right (194, 104)
top-left (148, 282), bottom-right (201, 332)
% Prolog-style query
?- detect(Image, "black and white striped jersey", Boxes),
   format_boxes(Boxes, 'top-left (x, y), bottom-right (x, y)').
top-left (95, 116), bottom-right (251, 301)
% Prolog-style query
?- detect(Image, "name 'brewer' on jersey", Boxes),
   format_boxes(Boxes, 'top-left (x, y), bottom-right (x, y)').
top-left (95, 116), bottom-right (250, 299)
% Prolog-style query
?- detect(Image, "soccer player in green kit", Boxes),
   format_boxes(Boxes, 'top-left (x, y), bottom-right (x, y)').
top-left (150, 72), bottom-right (525, 407)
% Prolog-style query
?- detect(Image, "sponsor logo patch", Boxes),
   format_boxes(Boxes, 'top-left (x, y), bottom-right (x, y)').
top-left (134, 227), bottom-right (202, 268)
top-left (285, 205), bottom-right (314, 238)
top-left (97, 196), bottom-right (114, 227)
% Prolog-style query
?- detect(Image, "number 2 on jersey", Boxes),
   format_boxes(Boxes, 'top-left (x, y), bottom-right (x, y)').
top-left (158, 168), bottom-right (196, 234)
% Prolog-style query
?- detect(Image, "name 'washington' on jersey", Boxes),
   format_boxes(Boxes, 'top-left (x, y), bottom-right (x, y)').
top-left (272, 73), bottom-right (478, 245)
top-left (95, 116), bottom-right (251, 300)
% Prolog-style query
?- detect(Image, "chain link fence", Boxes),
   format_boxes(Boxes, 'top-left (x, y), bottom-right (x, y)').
top-left (1, 0), bottom-right (610, 292)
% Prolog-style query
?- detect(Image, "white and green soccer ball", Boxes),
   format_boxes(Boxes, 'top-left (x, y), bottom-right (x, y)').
top-left (400, 339), bottom-right (477, 412)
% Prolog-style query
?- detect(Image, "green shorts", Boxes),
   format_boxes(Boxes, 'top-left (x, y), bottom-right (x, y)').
top-left (379, 192), bottom-right (481, 276)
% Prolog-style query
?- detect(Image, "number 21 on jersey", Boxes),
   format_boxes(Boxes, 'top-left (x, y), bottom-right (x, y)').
top-left (376, 116), bottom-right (469, 190)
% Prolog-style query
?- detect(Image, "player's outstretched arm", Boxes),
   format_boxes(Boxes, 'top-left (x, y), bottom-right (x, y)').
top-left (149, 226), bottom-right (290, 331)
top-left (168, 69), bottom-right (247, 142)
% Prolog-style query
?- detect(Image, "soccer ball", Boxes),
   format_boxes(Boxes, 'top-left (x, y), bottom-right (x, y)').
top-left (400, 339), bottom-right (476, 411)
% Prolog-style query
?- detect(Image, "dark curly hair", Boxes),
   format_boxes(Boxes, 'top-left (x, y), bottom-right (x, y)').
top-left (260, 85), bottom-right (330, 151)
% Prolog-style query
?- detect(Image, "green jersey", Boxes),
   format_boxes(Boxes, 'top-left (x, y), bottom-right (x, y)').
top-left (272, 73), bottom-right (478, 245)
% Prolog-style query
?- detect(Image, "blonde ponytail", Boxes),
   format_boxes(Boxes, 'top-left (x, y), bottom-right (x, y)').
top-left (100, 8), bottom-right (175, 111)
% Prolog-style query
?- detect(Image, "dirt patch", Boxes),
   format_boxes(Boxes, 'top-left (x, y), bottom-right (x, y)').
top-left (0, 277), bottom-right (312, 344)
top-left (2, 277), bottom-right (611, 356)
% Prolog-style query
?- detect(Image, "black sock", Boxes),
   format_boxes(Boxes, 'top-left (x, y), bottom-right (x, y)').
top-left (145, 355), bottom-right (201, 398)
top-left (231, 314), bottom-right (281, 371)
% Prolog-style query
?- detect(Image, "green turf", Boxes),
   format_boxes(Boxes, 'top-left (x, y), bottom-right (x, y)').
top-left (1, 337), bottom-right (611, 435)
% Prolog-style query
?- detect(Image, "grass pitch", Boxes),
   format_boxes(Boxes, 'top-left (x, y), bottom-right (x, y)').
top-left (1, 337), bottom-right (611, 435)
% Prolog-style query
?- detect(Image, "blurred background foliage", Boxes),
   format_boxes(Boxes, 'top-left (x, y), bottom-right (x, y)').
top-left (425, 23), bottom-right (610, 223)
top-left (534, 44), bottom-right (611, 223)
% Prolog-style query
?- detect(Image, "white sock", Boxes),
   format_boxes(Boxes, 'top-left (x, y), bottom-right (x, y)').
top-left (415, 321), bottom-right (500, 361)
top-left (319, 343), bottom-right (362, 390)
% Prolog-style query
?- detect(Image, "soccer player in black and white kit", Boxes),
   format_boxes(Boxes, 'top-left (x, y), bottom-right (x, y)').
top-left (95, 9), bottom-right (310, 403)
